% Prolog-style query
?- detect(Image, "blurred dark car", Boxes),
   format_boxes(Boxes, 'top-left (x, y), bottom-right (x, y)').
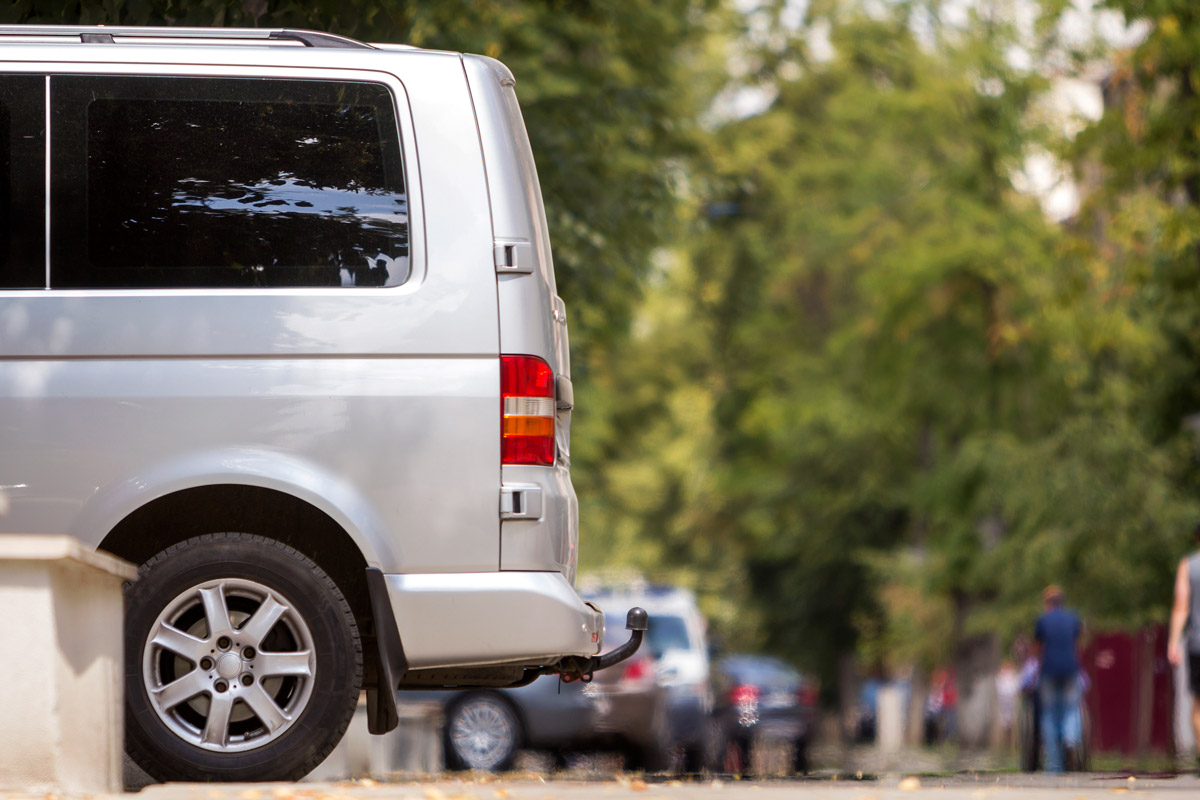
top-left (711, 654), bottom-right (818, 773)
top-left (405, 611), bottom-right (669, 772)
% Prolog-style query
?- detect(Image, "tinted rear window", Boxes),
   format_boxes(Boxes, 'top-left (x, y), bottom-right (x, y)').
top-left (601, 612), bottom-right (692, 658)
top-left (0, 74), bottom-right (45, 288)
top-left (51, 76), bottom-right (408, 289)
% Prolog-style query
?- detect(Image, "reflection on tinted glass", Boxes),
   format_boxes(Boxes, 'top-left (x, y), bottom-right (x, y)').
top-left (81, 81), bottom-right (407, 288)
top-left (647, 615), bottom-right (691, 658)
top-left (0, 75), bottom-right (45, 288)
top-left (0, 99), bottom-right (10, 279)
top-left (601, 613), bottom-right (691, 658)
top-left (721, 655), bottom-right (800, 685)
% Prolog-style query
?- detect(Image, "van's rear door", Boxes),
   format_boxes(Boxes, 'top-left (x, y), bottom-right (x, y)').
top-left (463, 55), bottom-right (579, 582)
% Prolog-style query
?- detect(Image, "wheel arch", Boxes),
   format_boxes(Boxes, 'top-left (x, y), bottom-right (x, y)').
top-left (99, 484), bottom-right (380, 694)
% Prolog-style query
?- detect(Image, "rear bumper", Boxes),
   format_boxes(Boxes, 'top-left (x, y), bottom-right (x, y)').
top-left (384, 570), bottom-right (604, 670)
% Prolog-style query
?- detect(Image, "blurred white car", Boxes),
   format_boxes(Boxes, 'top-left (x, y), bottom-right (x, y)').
top-left (584, 584), bottom-right (712, 770)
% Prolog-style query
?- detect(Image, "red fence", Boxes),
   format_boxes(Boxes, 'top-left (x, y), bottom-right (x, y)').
top-left (1082, 626), bottom-right (1173, 755)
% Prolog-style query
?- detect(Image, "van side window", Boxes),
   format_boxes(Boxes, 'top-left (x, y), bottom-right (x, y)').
top-left (0, 74), bottom-right (46, 289)
top-left (51, 76), bottom-right (408, 289)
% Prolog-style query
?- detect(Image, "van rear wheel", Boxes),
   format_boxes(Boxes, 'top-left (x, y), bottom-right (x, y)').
top-left (124, 533), bottom-right (362, 782)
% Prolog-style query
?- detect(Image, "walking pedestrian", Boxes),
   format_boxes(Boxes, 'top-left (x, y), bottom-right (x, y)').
top-left (1167, 521), bottom-right (1200, 773)
top-left (1034, 584), bottom-right (1082, 773)
top-left (995, 658), bottom-right (1020, 750)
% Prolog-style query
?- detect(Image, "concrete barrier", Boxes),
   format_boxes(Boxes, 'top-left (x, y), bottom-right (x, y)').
top-left (876, 685), bottom-right (905, 757)
top-left (305, 696), bottom-right (445, 780)
top-left (0, 535), bottom-right (137, 794)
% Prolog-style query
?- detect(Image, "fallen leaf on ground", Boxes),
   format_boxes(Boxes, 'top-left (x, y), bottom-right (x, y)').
top-left (898, 777), bottom-right (921, 792)
top-left (710, 780), bottom-right (724, 790)
top-left (494, 791), bottom-right (509, 799)
top-left (240, 791), bottom-right (263, 800)
top-left (630, 780), bottom-right (648, 792)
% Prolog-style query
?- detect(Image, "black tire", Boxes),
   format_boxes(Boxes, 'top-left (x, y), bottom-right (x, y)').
top-left (681, 743), bottom-right (706, 774)
top-left (1018, 693), bottom-right (1040, 772)
top-left (793, 737), bottom-right (809, 774)
top-left (625, 699), bottom-right (672, 773)
top-left (124, 533), bottom-right (362, 782)
top-left (445, 692), bottom-right (522, 772)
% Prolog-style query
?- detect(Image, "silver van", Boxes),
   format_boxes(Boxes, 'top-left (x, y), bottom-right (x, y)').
top-left (0, 25), bottom-right (641, 782)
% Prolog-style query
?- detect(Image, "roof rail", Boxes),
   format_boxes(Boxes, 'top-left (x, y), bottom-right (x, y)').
top-left (0, 25), bottom-right (375, 50)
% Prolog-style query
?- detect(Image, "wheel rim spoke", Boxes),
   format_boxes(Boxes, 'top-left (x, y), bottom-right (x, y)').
top-left (149, 622), bottom-right (207, 662)
top-left (153, 669), bottom-right (208, 711)
top-left (243, 682), bottom-right (290, 733)
top-left (201, 691), bottom-right (235, 747)
top-left (256, 650), bottom-right (313, 678)
top-left (452, 702), bottom-right (512, 765)
top-left (237, 593), bottom-right (287, 647)
top-left (199, 584), bottom-right (234, 638)
top-left (144, 576), bottom-right (318, 753)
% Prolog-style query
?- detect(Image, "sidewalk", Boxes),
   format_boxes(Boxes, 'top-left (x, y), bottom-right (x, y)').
top-left (7, 773), bottom-right (1200, 800)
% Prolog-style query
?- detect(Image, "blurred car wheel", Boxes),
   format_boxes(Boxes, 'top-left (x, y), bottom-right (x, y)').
top-left (1017, 693), bottom-right (1039, 772)
top-left (446, 692), bottom-right (522, 771)
top-left (793, 737), bottom-right (808, 774)
top-left (623, 701), bottom-right (671, 773)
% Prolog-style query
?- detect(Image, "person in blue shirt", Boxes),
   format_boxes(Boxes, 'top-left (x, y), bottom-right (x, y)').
top-left (1034, 585), bottom-right (1082, 773)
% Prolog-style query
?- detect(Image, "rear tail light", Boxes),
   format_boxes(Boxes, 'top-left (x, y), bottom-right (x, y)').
top-left (731, 684), bottom-right (760, 727)
top-left (621, 657), bottom-right (653, 684)
top-left (799, 686), bottom-right (819, 707)
top-left (730, 684), bottom-right (759, 707)
top-left (501, 355), bottom-right (555, 466)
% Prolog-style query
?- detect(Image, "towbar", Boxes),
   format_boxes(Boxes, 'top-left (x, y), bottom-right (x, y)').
top-left (505, 606), bottom-right (648, 687)
top-left (590, 606), bottom-right (648, 672)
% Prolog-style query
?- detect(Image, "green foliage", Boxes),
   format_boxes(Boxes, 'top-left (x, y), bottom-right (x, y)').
top-left (579, 2), bottom-right (1200, 689)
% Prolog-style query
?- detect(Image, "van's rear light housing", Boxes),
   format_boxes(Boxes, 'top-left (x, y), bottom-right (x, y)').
top-left (501, 355), bottom-right (555, 466)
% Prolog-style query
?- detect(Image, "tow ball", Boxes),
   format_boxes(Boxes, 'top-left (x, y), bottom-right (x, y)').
top-left (511, 606), bottom-right (648, 687)
top-left (562, 606), bottom-right (648, 682)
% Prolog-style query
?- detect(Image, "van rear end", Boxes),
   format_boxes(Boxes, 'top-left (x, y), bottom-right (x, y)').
top-left (463, 55), bottom-right (579, 583)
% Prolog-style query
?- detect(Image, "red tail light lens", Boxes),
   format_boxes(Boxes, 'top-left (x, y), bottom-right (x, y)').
top-left (621, 657), bottom-right (652, 683)
top-left (730, 684), bottom-right (759, 706)
top-left (799, 686), bottom-right (819, 707)
top-left (501, 355), bottom-right (555, 466)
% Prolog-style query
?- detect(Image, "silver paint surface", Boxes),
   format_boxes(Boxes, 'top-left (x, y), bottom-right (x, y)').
top-left (0, 39), bottom-right (598, 668)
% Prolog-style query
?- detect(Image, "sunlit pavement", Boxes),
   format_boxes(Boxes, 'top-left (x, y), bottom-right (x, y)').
top-left (7, 771), bottom-right (1200, 800)
top-left (119, 772), bottom-right (1200, 799)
